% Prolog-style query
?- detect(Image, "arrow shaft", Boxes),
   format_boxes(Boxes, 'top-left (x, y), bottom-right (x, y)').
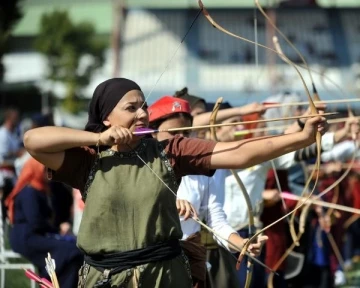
top-left (135, 112), bottom-right (337, 135)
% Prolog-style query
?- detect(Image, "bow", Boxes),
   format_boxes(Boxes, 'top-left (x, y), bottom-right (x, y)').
top-left (269, 38), bottom-right (319, 284)
top-left (267, 202), bottom-right (312, 288)
top-left (208, 97), bottom-right (256, 288)
top-left (323, 185), bottom-right (346, 271)
top-left (272, 36), bottom-right (321, 246)
top-left (127, 3), bottom-right (280, 277)
top-left (197, 0), bottom-right (324, 268)
top-left (271, 29), bottom-right (351, 284)
top-left (266, 160), bottom-right (312, 287)
top-left (265, 0), bottom-right (359, 206)
top-left (131, 144), bottom-right (274, 271)
top-left (271, 29), bottom-right (359, 258)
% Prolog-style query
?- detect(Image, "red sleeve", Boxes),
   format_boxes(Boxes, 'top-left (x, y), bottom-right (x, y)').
top-left (49, 146), bottom-right (96, 192)
top-left (163, 135), bottom-right (217, 178)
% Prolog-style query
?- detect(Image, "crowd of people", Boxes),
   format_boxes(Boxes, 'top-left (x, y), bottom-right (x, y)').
top-left (0, 78), bottom-right (359, 288)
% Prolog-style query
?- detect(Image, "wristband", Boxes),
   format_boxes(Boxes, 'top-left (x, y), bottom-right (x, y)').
top-left (96, 133), bottom-right (101, 155)
top-left (297, 118), bottom-right (305, 129)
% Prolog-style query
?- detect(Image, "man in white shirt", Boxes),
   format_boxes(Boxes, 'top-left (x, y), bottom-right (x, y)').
top-left (0, 108), bottom-right (24, 210)
top-left (0, 108), bottom-right (23, 167)
top-left (212, 112), bottom-right (357, 287)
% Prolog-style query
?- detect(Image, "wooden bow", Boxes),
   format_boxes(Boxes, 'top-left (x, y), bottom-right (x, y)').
top-left (127, 3), bottom-right (281, 277)
top-left (197, 0), bottom-right (324, 270)
top-left (268, 17), bottom-right (351, 281)
top-left (265, 0), bottom-right (359, 210)
top-left (272, 36), bottom-right (321, 246)
top-left (267, 202), bottom-right (312, 288)
top-left (209, 97), bottom-right (256, 287)
top-left (323, 185), bottom-right (346, 271)
top-left (267, 159), bottom-right (312, 287)
top-left (271, 25), bottom-right (358, 264)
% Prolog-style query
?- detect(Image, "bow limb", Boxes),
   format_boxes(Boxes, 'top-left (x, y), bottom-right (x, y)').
top-left (324, 185), bottom-right (346, 271)
top-left (198, 0), bottom-right (324, 260)
top-left (314, 184), bottom-right (346, 271)
top-left (238, 156), bottom-right (322, 258)
top-left (251, 7), bottom-right (358, 115)
top-left (255, 0), bottom-right (293, 250)
top-left (316, 161), bottom-right (339, 248)
top-left (313, 111), bottom-right (359, 203)
top-left (308, 76), bottom-right (360, 202)
top-left (272, 35), bottom-right (359, 197)
top-left (344, 214), bottom-right (360, 230)
top-left (131, 145), bottom-right (276, 273)
top-left (268, 157), bottom-right (312, 287)
top-left (209, 97), bottom-right (256, 287)
top-left (255, 0), bottom-right (321, 100)
top-left (267, 202), bottom-right (312, 288)
top-left (209, 97), bottom-right (223, 141)
top-left (311, 110), bottom-right (359, 270)
top-left (272, 36), bottom-right (359, 251)
top-left (325, 182), bottom-right (340, 220)
top-left (254, 0), bottom-right (314, 86)
top-left (269, 161), bottom-right (292, 228)
top-left (198, 0), bottom-right (316, 115)
top-left (125, 2), bottom-right (277, 277)
top-left (141, 8), bottom-right (202, 105)
top-left (272, 36), bottom-right (322, 246)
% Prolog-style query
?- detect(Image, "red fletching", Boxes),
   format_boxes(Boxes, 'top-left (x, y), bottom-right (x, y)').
top-left (24, 269), bottom-right (42, 282)
top-left (40, 278), bottom-right (54, 288)
top-left (24, 269), bottom-right (53, 288)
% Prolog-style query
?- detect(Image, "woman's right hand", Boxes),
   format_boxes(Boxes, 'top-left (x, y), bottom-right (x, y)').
top-left (244, 235), bottom-right (268, 257)
top-left (176, 199), bottom-right (198, 220)
top-left (99, 126), bottom-right (134, 146)
top-left (302, 116), bottom-right (328, 141)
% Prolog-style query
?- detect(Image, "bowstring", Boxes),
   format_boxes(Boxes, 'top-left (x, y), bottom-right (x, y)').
top-left (139, 8), bottom-right (203, 111)
top-left (129, 144), bottom-right (258, 266)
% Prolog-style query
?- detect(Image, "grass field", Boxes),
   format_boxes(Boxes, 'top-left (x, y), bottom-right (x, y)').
top-left (1, 257), bottom-right (33, 288)
top-left (1, 259), bottom-right (360, 287)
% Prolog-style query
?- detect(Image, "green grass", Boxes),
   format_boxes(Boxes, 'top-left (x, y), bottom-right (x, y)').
top-left (340, 261), bottom-right (360, 287)
top-left (1, 243), bottom-right (359, 287)
top-left (0, 235), bottom-right (34, 288)
top-left (0, 257), bottom-right (33, 288)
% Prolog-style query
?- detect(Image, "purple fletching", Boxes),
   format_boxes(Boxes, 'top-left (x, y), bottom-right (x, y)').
top-left (133, 127), bottom-right (157, 135)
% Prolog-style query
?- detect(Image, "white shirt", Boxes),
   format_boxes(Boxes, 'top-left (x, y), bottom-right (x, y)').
top-left (321, 140), bottom-right (357, 162)
top-left (0, 126), bottom-right (21, 164)
top-left (177, 173), bottom-right (237, 250)
top-left (222, 132), bottom-right (335, 230)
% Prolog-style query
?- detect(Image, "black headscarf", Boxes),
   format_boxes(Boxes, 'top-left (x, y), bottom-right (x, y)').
top-left (85, 78), bottom-right (142, 133)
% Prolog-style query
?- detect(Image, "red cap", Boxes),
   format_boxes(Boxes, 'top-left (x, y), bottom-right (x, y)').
top-left (149, 96), bottom-right (191, 122)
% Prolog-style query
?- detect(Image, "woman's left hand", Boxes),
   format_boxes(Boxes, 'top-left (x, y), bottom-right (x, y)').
top-left (59, 222), bottom-right (72, 236)
top-left (244, 235), bottom-right (268, 257)
top-left (176, 199), bottom-right (198, 220)
top-left (345, 117), bottom-right (360, 137)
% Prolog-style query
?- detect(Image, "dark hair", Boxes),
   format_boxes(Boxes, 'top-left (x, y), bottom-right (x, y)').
top-left (4, 107), bottom-right (19, 120)
top-left (31, 112), bottom-right (54, 127)
top-left (85, 78), bottom-right (142, 133)
top-left (174, 87), bottom-right (206, 109)
top-left (149, 112), bottom-right (193, 130)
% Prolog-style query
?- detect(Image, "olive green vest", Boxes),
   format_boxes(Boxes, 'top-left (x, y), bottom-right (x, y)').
top-left (77, 138), bottom-right (183, 254)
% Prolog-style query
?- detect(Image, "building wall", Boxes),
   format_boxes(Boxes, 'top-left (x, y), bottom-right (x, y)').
top-left (5, 7), bottom-right (360, 108)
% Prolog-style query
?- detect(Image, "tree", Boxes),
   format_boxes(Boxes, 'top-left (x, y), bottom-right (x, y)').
top-left (35, 10), bottom-right (106, 113)
top-left (0, 0), bottom-right (24, 81)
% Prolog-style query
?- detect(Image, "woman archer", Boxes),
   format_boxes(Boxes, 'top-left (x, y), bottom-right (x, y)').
top-left (24, 78), bottom-right (327, 287)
